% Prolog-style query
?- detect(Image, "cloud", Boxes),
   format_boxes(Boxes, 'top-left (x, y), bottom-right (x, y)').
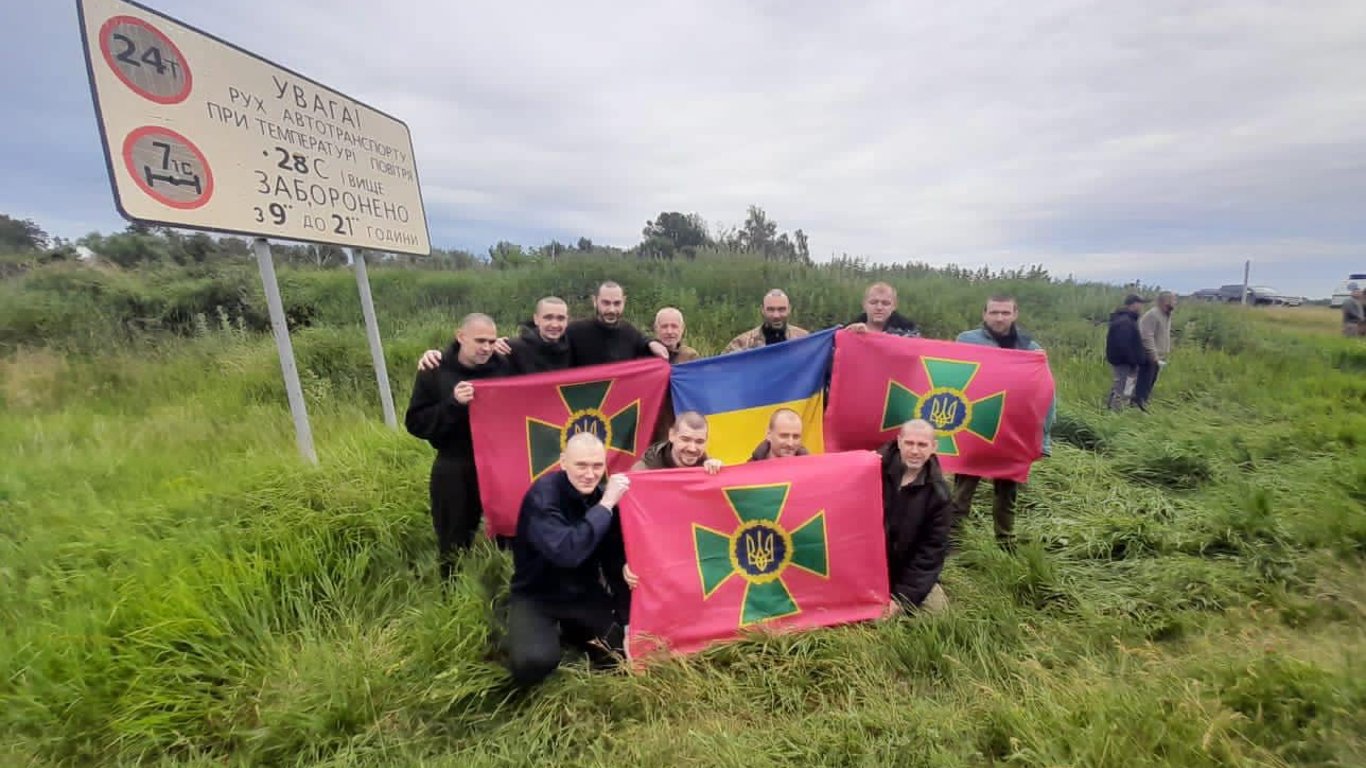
top-left (5, 0), bottom-right (1365, 295)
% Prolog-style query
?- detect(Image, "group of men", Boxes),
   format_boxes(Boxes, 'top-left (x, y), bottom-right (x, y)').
top-left (1104, 291), bottom-right (1177, 412)
top-left (405, 280), bottom-right (1052, 686)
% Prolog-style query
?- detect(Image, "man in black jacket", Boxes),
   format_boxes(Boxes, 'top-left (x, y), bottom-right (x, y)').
top-left (1105, 294), bottom-right (1147, 412)
top-left (417, 296), bottom-right (572, 375)
top-left (844, 282), bottom-right (921, 337)
top-left (404, 313), bottom-right (510, 579)
top-left (506, 432), bottom-right (632, 688)
top-left (878, 419), bottom-right (952, 616)
top-left (566, 281), bottom-right (668, 366)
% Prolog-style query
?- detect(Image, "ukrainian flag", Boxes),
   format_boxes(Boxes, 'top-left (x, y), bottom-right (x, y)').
top-left (671, 329), bottom-right (835, 464)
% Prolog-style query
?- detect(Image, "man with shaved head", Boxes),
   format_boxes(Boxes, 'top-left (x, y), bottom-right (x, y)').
top-left (877, 419), bottom-right (952, 616)
top-left (404, 313), bottom-right (511, 578)
top-left (844, 282), bottom-right (921, 338)
top-left (417, 295), bottom-right (573, 375)
top-left (723, 289), bottom-right (810, 353)
top-left (633, 411), bottom-right (723, 473)
top-left (748, 408), bottom-right (809, 461)
top-left (505, 432), bottom-right (633, 688)
top-left (653, 306), bottom-right (699, 363)
top-left (565, 281), bottom-right (669, 366)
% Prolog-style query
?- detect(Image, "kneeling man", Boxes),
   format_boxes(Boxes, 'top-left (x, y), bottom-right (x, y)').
top-left (879, 419), bottom-right (952, 616)
top-left (506, 433), bottom-right (632, 687)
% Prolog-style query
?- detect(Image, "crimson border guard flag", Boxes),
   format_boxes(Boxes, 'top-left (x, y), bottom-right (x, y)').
top-left (471, 358), bottom-right (669, 537)
top-left (824, 331), bottom-right (1054, 482)
top-left (619, 451), bottom-right (888, 659)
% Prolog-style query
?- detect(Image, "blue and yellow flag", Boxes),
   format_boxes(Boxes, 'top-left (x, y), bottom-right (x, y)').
top-left (670, 329), bottom-right (834, 464)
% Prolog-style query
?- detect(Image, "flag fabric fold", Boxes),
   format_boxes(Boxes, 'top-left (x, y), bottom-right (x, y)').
top-left (470, 357), bottom-right (670, 537)
top-left (669, 328), bottom-right (835, 464)
top-left (619, 451), bottom-right (888, 659)
top-left (824, 331), bottom-right (1054, 482)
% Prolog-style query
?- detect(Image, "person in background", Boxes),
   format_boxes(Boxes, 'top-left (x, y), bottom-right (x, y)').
top-left (566, 281), bottom-right (669, 366)
top-left (1342, 282), bottom-right (1364, 337)
top-left (653, 307), bottom-right (700, 363)
top-left (844, 282), bottom-right (921, 337)
top-left (418, 296), bottom-right (572, 375)
top-left (723, 289), bottom-right (809, 353)
top-left (1105, 294), bottom-right (1147, 412)
top-left (1135, 291), bottom-right (1178, 411)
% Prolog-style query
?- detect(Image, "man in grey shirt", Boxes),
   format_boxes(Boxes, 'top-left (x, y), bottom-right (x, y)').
top-left (1135, 291), bottom-right (1177, 411)
top-left (1342, 283), bottom-right (1364, 337)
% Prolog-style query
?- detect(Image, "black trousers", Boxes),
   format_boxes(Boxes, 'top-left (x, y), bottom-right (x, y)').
top-left (951, 474), bottom-right (1019, 547)
top-left (429, 453), bottom-right (482, 579)
top-left (1134, 362), bottom-right (1161, 406)
top-left (505, 596), bottom-right (625, 688)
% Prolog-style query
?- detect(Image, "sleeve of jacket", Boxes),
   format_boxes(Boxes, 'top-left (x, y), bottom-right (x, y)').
top-left (632, 326), bottom-right (655, 358)
top-left (403, 370), bottom-right (466, 444)
top-left (893, 482), bottom-right (953, 606)
top-left (1026, 339), bottom-right (1057, 455)
top-left (521, 488), bottom-right (615, 569)
top-left (722, 332), bottom-right (747, 354)
top-left (1138, 311), bottom-right (1159, 360)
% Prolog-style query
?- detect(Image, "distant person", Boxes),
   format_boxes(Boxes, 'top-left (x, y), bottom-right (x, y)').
top-left (878, 419), bottom-right (952, 616)
top-left (1135, 291), bottom-right (1177, 411)
top-left (1343, 283), bottom-right (1364, 337)
top-left (749, 408), bottom-right (809, 461)
top-left (1104, 294), bottom-right (1147, 412)
top-left (505, 433), bottom-right (632, 688)
top-left (951, 295), bottom-right (1054, 550)
top-left (843, 282), bottom-right (921, 337)
top-left (566, 281), bottom-right (669, 366)
top-left (418, 296), bottom-right (572, 375)
top-left (404, 313), bottom-right (511, 579)
top-left (722, 289), bottom-right (809, 353)
top-left (653, 307), bottom-right (700, 363)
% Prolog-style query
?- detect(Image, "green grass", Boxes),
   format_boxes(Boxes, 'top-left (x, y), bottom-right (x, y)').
top-left (1, 253), bottom-right (1363, 766)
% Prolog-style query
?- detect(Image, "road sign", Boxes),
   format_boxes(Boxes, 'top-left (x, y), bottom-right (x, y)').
top-left (77, 0), bottom-right (431, 255)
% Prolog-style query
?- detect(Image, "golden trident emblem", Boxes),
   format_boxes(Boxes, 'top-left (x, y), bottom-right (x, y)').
top-left (929, 395), bottom-right (960, 429)
top-left (744, 529), bottom-right (776, 572)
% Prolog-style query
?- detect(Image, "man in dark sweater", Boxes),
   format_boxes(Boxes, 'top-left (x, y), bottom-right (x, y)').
top-left (566, 281), bottom-right (668, 366)
top-left (844, 282), bottom-right (921, 337)
top-left (1104, 294), bottom-right (1147, 412)
top-left (506, 433), bottom-right (632, 688)
top-left (417, 296), bottom-right (572, 375)
top-left (878, 419), bottom-right (952, 616)
top-left (404, 313), bottom-right (510, 579)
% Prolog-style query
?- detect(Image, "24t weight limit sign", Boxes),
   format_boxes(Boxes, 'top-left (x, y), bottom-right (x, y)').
top-left (79, 0), bottom-right (430, 255)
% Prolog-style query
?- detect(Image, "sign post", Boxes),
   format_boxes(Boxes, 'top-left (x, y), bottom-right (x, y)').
top-left (350, 248), bottom-right (398, 429)
top-left (254, 237), bottom-right (317, 463)
top-left (77, 0), bottom-right (430, 460)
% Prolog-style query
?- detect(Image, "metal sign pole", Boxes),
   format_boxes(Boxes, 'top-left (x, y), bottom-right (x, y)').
top-left (350, 248), bottom-right (398, 429)
top-left (253, 237), bottom-right (318, 464)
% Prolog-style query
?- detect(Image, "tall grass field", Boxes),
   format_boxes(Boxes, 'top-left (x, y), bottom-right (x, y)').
top-left (2, 251), bottom-right (1364, 766)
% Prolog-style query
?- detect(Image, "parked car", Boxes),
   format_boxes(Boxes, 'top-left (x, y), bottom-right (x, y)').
top-left (1191, 287), bottom-right (1223, 301)
top-left (1330, 273), bottom-right (1366, 308)
top-left (1217, 284), bottom-right (1283, 305)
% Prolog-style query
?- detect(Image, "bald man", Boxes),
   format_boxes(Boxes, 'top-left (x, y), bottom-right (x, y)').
top-left (405, 313), bottom-right (511, 578)
top-left (748, 408), bottom-right (809, 461)
top-left (877, 419), bottom-right (952, 616)
top-left (723, 289), bottom-right (809, 353)
top-left (506, 433), bottom-right (632, 688)
top-left (653, 306), bottom-right (700, 363)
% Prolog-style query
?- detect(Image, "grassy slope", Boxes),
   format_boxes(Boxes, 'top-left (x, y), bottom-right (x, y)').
top-left (1, 257), bottom-right (1364, 767)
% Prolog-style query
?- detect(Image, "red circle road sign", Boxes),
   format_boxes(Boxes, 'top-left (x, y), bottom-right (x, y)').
top-left (99, 15), bottom-right (192, 104)
top-left (121, 126), bottom-right (214, 209)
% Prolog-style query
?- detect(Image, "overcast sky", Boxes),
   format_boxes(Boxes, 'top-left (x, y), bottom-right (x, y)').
top-left (4, 0), bottom-right (1365, 296)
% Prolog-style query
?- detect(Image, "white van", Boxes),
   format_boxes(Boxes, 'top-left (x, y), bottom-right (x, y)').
top-left (1331, 273), bottom-right (1366, 307)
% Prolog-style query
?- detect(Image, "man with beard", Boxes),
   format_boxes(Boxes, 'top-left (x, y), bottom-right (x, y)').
top-left (632, 411), bottom-right (724, 473)
top-left (417, 296), bottom-right (573, 375)
top-left (878, 419), bottom-right (952, 616)
top-left (950, 295), bottom-right (1055, 550)
top-left (566, 281), bottom-right (669, 366)
top-left (748, 408), bottom-right (810, 461)
top-left (505, 433), bottom-right (632, 688)
top-left (404, 313), bottom-right (511, 579)
top-left (844, 282), bottom-right (921, 337)
top-left (722, 289), bottom-right (810, 353)
top-left (1105, 294), bottom-right (1147, 412)
top-left (1135, 291), bottom-right (1178, 411)
top-left (653, 306), bottom-right (700, 363)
